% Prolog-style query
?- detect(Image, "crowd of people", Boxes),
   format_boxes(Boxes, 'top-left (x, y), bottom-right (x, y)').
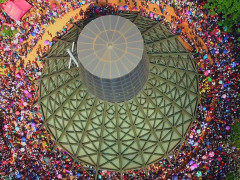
top-left (0, 0), bottom-right (239, 179)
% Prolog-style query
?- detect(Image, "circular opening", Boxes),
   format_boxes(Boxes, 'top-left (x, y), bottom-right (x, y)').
top-left (107, 43), bottom-right (113, 49)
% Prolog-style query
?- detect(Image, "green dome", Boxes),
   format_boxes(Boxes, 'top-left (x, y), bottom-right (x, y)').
top-left (38, 12), bottom-right (199, 172)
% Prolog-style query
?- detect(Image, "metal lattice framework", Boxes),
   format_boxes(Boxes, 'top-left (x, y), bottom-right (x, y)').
top-left (38, 12), bottom-right (199, 172)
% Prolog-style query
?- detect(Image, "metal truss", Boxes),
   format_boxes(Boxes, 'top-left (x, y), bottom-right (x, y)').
top-left (38, 11), bottom-right (199, 174)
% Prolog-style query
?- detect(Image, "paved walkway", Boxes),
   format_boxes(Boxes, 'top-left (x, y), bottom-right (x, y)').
top-left (23, 4), bottom-right (86, 67)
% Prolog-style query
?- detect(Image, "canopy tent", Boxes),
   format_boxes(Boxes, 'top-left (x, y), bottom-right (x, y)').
top-left (1, 0), bottom-right (32, 21)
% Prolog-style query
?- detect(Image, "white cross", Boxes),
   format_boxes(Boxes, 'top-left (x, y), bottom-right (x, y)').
top-left (67, 42), bottom-right (79, 69)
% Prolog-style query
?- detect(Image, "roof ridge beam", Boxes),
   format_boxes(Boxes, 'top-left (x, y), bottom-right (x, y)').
top-left (145, 35), bottom-right (179, 47)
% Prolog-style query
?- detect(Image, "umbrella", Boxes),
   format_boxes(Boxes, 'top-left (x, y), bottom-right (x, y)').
top-left (201, 122), bottom-right (208, 129)
top-left (189, 160), bottom-right (194, 165)
top-left (51, 3), bottom-right (57, 9)
top-left (27, 93), bottom-right (32, 98)
top-left (196, 171), bottom-right (202, 177)
top-left (150, 12), bottom-right (154, 18)
top-left (217, 157), bottom-right (222, 161)
top-left (24, 90), bottom-right (29, 94)
top-left (209, 151), bottom-right (215, 157)
top-left (204, 71), bottom-right (209, 76)
top-left (224, 35), bottom-right (229, 40)
top-left (16, 174), bottom-right (22, 179)
top-left (224, 83), bottom-right (228, 88)
top-left (231, 62), bottom-right (236, 68)
top-left (57, 174), bottom-right (62, 179)
top-left (190, 163), bottom-right (197, 170)
top-left (189, 139), bottom-right (194, 145)
top-left (226, 126), bottom-right (230, 130)
top-left (44, 40), bottom-right (49, 45)
top-left (222, 94), bottom-right (226, 99)
top-left (31, 32), bottom-right (36, 37)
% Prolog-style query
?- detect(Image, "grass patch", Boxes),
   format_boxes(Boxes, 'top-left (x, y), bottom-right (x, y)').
top-left (1, 25), bottom-right (18, 38)
top-left (0, 0), bottom-right (7, 4)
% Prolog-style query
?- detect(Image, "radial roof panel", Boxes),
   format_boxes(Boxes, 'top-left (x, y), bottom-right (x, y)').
top-left (77, 15), bottom-right (144, 79)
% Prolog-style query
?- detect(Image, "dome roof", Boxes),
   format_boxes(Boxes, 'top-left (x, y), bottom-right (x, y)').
top-left (38, 11), bottom-right (199, 172)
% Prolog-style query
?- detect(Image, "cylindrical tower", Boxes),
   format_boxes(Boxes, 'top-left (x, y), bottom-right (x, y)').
top-left (77, 15), bottom-right (149, 102)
